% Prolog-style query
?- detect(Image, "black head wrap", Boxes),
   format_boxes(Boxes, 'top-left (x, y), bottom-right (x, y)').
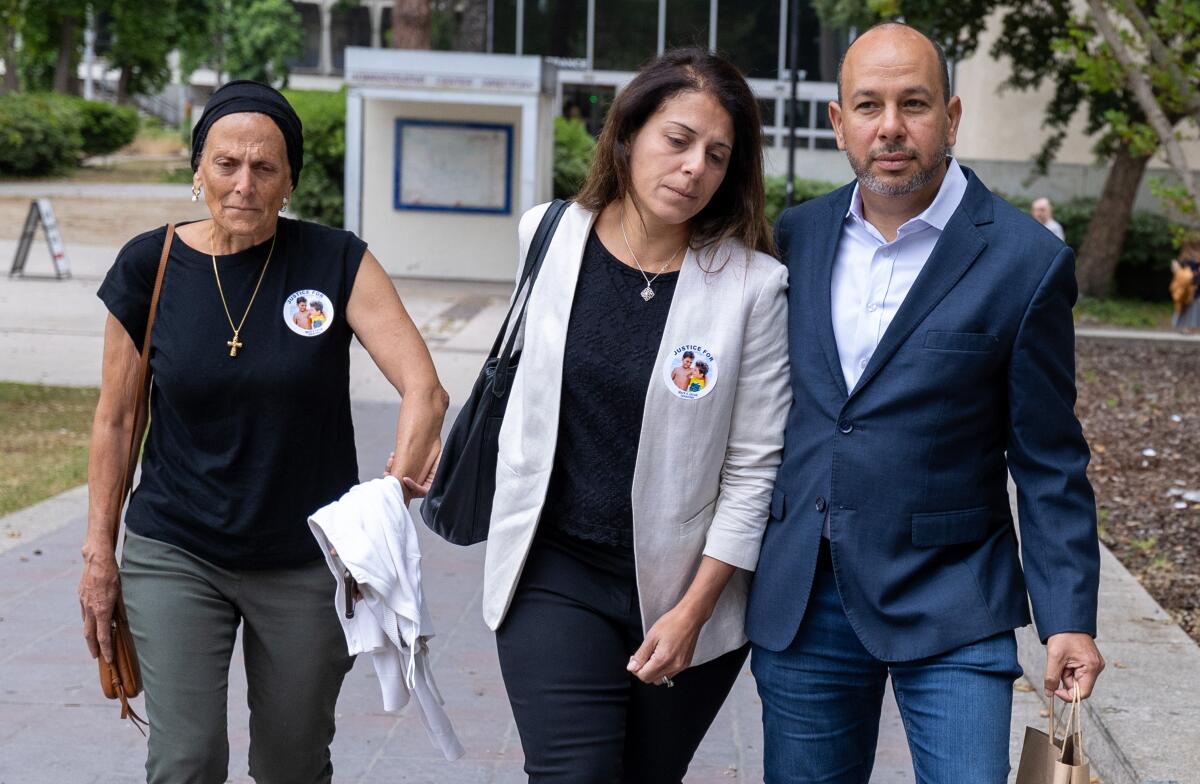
top-left (191, 80), bottom-right (304, 188)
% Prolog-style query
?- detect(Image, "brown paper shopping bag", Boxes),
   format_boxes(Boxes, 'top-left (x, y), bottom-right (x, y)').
top-left (1015, 685), bottom-right (1090, 784)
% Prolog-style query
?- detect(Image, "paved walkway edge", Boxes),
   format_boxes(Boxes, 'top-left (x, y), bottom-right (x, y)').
top-left (1011, 492), bottom-right (1199, 784)
top-left (0, 484), bottom-right (87, 555)
top-left (1076, 327), bottom-right (1200, 344)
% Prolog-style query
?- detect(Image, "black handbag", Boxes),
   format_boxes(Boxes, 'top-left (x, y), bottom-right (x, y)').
top-left (420, 199), bottom-right (570, 545)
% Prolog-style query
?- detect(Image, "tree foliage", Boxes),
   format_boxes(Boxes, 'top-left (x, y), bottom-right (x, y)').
top-left (12, 0), bottom-right (86, 92)
top-left (1, 0), bottom-right (23, 92)
top-left (811, 0), bottom-right (1003, 60)
top-left (5, 0), bottom-right (303, 97)
top-left (812, 0), bottom-right (1138, 172)
top-left (175, 0), bottom-right (302, 86)
top-left (107, 0), bottom-right (177, 99)
top-left (814, 0), bottom-right (1195, 296)
top-left (1075, 0), bottom-right (1200, 241)
top-left (553, 116), bottom-right (595, 199)
top-left (222, 0), bottom-right (303, 84)
top-left (282, 88), bottom-right (348, 227)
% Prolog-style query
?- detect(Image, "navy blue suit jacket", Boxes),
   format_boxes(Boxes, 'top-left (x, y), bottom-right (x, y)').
top-left (746, 167), bottom-right (1099, 661)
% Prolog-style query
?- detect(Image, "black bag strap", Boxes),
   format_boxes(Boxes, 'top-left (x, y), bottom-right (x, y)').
top-left (487, 198), bottom-right (568, 359)
top-left (490, 199), bottom-right (569, 396)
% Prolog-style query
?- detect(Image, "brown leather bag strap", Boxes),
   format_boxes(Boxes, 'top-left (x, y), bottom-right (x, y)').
top-left (110, 224), bottom-right (173, 553)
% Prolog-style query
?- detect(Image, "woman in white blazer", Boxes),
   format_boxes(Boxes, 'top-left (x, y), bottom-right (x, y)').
top-left (484, 49), bottom-right (790, 782)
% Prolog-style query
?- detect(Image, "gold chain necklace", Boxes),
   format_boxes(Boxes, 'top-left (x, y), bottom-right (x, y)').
top-left (210, 225), bottom-right (276, 357)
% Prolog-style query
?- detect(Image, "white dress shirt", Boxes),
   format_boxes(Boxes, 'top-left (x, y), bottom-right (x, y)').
top-left (830, 158), bottom-right (969, 392)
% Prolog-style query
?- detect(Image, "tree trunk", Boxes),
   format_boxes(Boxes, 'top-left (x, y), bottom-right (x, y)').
top-left (1, 21), bottom-right (18, 93)
top-left (455, 0), bottom-right (488, 52)
top-left (116, 67), bottom-right (132, 105)
top-left (1076, 144), bottom-right (1152, 299)
top-left (392, 0), bottom-right (431, 50)
top-left (53, 14), bottom-right (79, 94)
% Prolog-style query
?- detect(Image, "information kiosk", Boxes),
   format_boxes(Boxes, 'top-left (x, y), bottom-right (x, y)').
top-left (343, 47), bottom-right (557, 281)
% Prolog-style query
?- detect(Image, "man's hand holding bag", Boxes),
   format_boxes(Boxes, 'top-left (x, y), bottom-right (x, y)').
top-left (1015, 685), bottom-right (1090, 784)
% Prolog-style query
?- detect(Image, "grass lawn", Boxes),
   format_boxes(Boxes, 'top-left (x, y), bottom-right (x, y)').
top-left (0, 383), bottom-right (97, 518)
top-left (1074, 297), bottom-right (1174, 330)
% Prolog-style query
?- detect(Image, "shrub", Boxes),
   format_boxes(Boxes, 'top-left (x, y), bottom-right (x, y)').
top-left (0, 93), bottom-right (84, 176)
top-left (1004, 194), bottom-right (1181, 301)
top-left (764, 175), bottom-right (841, 225)
top-left (72, 100), bottom-right (140, 157)
top-left (554, 116), bottom-right (595, 199)
top-left (0, 93), bottom-right (139, 176)
top-left (1055, 199), bottom-right (1177, 301)
top-left (283, 88), bottom-right (346, 227)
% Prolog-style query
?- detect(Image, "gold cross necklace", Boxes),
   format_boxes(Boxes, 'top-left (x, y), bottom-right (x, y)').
top-left (211, 224), bottom-right (275, 357)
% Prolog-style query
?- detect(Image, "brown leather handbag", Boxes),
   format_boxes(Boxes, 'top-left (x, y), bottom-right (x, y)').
top-left (98, 224), bottom-right (174, 731)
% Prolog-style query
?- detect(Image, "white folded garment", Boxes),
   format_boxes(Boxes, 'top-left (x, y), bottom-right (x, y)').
top-left (309, 475), bottom-right (464, 761)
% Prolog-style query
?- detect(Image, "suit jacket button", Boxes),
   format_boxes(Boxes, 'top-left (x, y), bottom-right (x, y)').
top-left (838, 420), bottom-right (853, 434)
top-left (815, 496), bottom-right (827, 513)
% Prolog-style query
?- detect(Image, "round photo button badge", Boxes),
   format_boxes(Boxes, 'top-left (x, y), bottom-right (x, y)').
top-left (664, 343), bottom-right (718, 400)
top-left (283, 289), bottom-right (334, 337)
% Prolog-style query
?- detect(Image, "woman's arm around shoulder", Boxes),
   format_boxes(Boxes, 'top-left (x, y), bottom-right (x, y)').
top-left (346, 249), bottom-right (449, 499)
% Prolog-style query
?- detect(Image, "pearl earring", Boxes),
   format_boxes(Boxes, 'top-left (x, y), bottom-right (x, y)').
top-left (191, 185), bottom-right (201, 202)
top-left (280, 195), bottom-right (290, 213)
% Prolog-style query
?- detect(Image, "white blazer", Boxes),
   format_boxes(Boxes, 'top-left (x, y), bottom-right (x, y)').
top-left (483, 202), bottom-right (791, 666)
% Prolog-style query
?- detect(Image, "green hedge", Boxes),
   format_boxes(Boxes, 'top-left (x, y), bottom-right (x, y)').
top-left (764, 175), bottom-right (841, 225)
top-left (0, 93), bottom-right (84, 176)
top-left (282, 88), bottom-right (346, 228)
top-left (70, 99), bottom-right (139, 157)
top-left (553, 117), bottom-right (595, 199)
top-left (1006, 194), bottom-right (1179, 301)
top-left (0, 93), bottom-right (139, 176)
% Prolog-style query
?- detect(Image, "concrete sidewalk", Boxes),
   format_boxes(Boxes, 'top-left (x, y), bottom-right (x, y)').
top-left (0, 402), bottom-right (1045, 784)
top-left (0, 238), bottom-right (1063, 782)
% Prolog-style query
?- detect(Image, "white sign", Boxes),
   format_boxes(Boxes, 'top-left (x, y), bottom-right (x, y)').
top-left (9, 198), bottom-right (71, 279)
top-left (395, 121), bottom-right (513, 214)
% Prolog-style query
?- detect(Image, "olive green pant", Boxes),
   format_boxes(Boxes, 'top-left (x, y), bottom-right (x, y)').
top-left (120, 531), bottom-right (355, 784)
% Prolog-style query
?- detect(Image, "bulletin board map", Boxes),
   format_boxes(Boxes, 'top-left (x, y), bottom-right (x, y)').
top-left (394, 119), bottom-right (514, 214)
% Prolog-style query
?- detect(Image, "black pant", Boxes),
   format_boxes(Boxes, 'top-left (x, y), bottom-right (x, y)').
top-left (496, 534), bottom-right (748, 783)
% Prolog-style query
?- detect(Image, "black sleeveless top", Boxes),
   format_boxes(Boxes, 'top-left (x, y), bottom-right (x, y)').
top-left (539, 231), bottom-right (678, 552)
top-left (98, 217), bottom-right (366, 569)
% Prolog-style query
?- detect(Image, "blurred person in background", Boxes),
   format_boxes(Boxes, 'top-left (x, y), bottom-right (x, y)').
top-left (1032, 196), bottom-right (1065, 241)
top-left (1170, 242), bottom-right (1200, 331)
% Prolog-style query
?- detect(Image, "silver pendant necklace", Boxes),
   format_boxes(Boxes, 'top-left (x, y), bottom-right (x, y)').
top-left (620, 207), bottom-right (686, 302)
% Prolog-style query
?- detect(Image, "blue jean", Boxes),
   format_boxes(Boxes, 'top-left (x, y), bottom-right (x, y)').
top-left (751, 542), bottom-right (1022, 784)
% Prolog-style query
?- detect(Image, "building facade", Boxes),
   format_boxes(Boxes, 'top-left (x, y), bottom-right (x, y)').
top-left (235, 1), bottom-right (1197, 204)
top-left (285, 0), bottom-right (848, 175)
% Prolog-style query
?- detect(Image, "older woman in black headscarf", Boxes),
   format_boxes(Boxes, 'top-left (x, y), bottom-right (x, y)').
top-left (78, 81), bottom-right (447, 782)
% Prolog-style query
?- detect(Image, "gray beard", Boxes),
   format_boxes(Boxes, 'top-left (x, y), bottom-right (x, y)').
top-left (848, 146), bottom-right (951, 197)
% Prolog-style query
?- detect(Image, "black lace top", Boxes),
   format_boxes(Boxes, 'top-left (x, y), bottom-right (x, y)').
top-left (538, 230), bottom-right (679, 550)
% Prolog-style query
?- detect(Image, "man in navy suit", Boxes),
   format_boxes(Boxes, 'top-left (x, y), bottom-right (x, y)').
top-left (747, 22), bottom-right (1104, 782)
